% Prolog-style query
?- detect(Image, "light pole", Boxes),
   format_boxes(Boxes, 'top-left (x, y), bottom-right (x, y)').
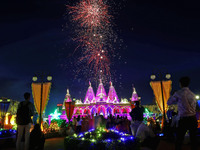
top-left (32, 74), bottom-right (52, 126)
top-left (150, 72), bottom-right (171, 125)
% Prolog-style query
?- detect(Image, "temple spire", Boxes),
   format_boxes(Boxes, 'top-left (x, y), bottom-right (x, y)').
top-left (84, 81), bottom-right (95, 104)
top-left (107, 81), bottom-right (119, 103)
top-left (62, 88), bottom-right (72, 109)
top-left (110, 81), bottom-right (112, 87)
top-left (131, 85), bottom-right (139, 101)
top-left (67, 89), bottom-right (70, 96)
top-left (96, 79), bottom-right (107, 102)
top-left (99, 78), bottom-right (102, 84)
top-left (65, 89), bottom-right (72, 102)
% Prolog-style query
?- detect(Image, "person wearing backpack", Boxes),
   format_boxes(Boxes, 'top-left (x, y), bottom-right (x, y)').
top-left (16, 92), bottom-right (35, 150)
top-left (129, 100), bottom-right (145, 136)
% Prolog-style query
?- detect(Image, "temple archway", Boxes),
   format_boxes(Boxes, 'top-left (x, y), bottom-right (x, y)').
top-left (97, 105), bottom-right (106, 116)
top-left (91, 106), bottom-right (97, 116)
top-left (121, 107), bottom-right (130, 114)
top-left (84, 107), bottom-right (91, 115)
top-left (113, 107), bottom-right (120, 114)
top-left (107, 107), bottom-right (112, 116)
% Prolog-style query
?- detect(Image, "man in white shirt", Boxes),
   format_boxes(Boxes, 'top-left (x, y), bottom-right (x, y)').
top-left (167, 76), bottom-right (197, 150)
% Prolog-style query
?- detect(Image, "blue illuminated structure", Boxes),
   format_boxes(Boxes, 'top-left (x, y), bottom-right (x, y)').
top-left (197, 100), bottom-right (200, 108)
top-left (0, 129), bottom-right (16, 138)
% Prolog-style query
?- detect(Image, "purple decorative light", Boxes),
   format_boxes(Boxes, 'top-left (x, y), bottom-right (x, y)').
top-left (50, 81), bottom-right (139, 120)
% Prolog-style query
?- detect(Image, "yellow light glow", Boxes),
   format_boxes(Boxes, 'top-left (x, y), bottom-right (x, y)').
top-left (47, 76), bottom-right (52, 81)
top-left (5, 113), bottom-right (9, 125)
top-left (32, 76), bottom-right (38, 81)
top-left (10, 115), bottom-right (15, 125)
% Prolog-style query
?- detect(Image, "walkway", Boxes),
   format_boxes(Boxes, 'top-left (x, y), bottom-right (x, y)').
top-left (44, 137), bottom-right (65, 150)
top-left (1, 136), bottom-right (200, 150)
top-left (1, 136), bottom-right (65, 150)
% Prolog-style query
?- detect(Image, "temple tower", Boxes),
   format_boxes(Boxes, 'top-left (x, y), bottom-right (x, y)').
top-left (96, 79), bottom-right (107, 102)
top-left (131, 86), bottom-right (139, 101)
top-left (84, 81), bottom-right (96, 104)
top-left (107, 81), bottom-right (119, 103)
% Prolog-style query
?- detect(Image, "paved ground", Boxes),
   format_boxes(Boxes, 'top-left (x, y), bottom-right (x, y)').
top-left (157, 140), bottom-right (200, 150)
top-left (1, 136), bottom-right (200, 150)
top-left (1, 136), bottom-right (65, 150)
top-left (44, 137), bottom-right (65, 150)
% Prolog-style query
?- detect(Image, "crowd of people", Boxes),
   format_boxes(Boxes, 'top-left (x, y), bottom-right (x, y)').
top-left (16, 76), bottom-right (199, 150)
top-left (68, 102), bottom-right (161, 149)
top-left (71, 114), bottom-right (132, 134)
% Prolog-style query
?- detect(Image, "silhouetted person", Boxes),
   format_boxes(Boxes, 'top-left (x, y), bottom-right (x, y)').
top-left (167, 76), bottom-right (197, 150)
top-left (129, 101), bottom-right (145, 136)
top-left (76, 115), bottom-right (82, 133)
top-left (94, 113), bottom-right (101, 128)
top-left (29, 124), bottom-right (45, 150)
top-left (16, 92), bottom-right (34, 150)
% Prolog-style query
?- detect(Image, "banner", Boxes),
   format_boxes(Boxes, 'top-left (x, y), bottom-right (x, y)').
top-left (32, 82), bottom-right (51, 117)
top-left (65, 101), bottom-right (75, 121)
top-left (150, 80), bottom-right (172, 128)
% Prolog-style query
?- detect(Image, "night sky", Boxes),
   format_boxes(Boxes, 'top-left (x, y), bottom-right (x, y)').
top-left (1, 0), bottom-right (200, 115)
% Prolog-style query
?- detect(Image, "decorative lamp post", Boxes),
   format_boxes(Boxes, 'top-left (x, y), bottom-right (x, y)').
top-left (64, 89), bottom-right (75, 122)
top-left (32, 74), bottom-right (52, 127)
top-left (65, 101), bottom-right (75, 123)
top-left (150, 72), bottom-right (172, 129)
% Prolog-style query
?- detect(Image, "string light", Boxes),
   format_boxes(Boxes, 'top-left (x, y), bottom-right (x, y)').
top-left (72, 128), bottom-right (136, 145)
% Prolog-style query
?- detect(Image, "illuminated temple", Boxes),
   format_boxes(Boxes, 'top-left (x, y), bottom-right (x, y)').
top-left (50, 80), bottom-right (139, 122)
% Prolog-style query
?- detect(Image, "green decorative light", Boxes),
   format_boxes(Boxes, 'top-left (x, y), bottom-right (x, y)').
top-left (91, 139), bottom-right (96, 142)
top-left (145, 108), bottom-right (150, 114)
top-left (0, 99), bottom-right (2, 102)
top-left (73, 134), bottom-right (77, 137)
top-left (7, 99), bottom-right (10, 102)
top-left (50, 109), bottom-right (61, 120)
top-left (81, 138), bottom-right (85, 140)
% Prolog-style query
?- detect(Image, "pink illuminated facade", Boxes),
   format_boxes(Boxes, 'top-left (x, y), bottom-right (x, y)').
top-left (49, 80), bottom-right (139, 122)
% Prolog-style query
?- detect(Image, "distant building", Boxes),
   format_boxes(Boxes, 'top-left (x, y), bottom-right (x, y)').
top-left (0, 97), bottom-right (19, 128)
top-left (0, 97), bottom-right (19, 115)
top-left (49, 80), bottom-right (140, 122)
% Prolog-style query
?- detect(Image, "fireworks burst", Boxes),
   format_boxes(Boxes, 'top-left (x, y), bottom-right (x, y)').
top-left (67, 0), bottom-right (117, 82)
top-left (68, 0), bottom-right (111, 29)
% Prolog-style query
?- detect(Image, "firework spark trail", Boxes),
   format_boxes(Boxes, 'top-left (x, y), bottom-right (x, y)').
top-left (68, 0), bottom-right (111, 28)
top-left (67, 0), bottom-right (114, 80)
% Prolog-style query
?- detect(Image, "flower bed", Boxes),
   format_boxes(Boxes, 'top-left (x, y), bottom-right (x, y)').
top-left (64, 128), bottom-right (139, 150)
